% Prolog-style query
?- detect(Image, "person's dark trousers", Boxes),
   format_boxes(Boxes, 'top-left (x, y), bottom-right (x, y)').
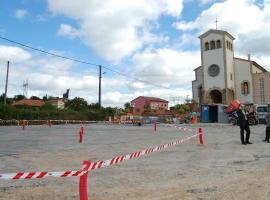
top-left (265, 127), bottom-right (270, 141)
top-left (240, 122), bottom-right (250, 144)
top-left (245, 123), bottom-right (251, 143)
top-left (240, 127), bottom-right (245, 144)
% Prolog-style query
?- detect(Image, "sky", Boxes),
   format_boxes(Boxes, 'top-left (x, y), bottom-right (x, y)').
top-left (0, 0), bottom-right (270, 107)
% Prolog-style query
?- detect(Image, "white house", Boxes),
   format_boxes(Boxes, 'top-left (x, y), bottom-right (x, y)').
top-left (47, 98), bottom-right (66, 109)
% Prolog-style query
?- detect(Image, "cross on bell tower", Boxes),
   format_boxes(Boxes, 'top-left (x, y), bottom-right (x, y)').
top-left (215, 17), bottom-right (219, 30)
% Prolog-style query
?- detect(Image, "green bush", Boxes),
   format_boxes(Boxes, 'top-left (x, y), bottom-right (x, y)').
top-left (0, 99), bottom-right (119, 122)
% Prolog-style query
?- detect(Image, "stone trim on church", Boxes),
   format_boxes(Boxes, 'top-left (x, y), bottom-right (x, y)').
top-left (192, 29), bottom-right (270, 105)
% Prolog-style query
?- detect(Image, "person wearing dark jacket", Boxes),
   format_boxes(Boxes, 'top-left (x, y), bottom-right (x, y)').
top-left (236, 104), bottom-right (252, 145)
top-left (263, 104), bottom-right (270, 143)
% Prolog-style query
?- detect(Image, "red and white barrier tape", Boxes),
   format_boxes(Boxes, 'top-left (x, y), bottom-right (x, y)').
top-left (0, 132), bottom-right (201, 180)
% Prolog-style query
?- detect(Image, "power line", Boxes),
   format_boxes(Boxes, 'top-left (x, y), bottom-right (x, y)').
top-left (0, 36), bottom-right (169, 89)
top-left (0, 36), bottom-right (99, 67)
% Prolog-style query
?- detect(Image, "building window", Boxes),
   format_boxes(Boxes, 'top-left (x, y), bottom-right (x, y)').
top-left (205, 42), bottom-right (209, 51)
top-left (216, 40), bottom-right (221, 48)
top-left (230, 73), bottom-right (233, 80)
top-left (226, 41), bottom-right (233, 51)
top-left (241, 81), bottom-right (250, 95)
top-left (259, 78), bottom-right (265, 104)
top-left (210, 41), bottom-right (215, 49)
top-left (226, 41), bottom-right (231, 50)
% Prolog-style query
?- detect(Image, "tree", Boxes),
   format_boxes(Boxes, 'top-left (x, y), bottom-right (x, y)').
top-left (0, 93), bottom-right (4, 102)
top-left (40, 103), bottom-right (56, 111)
top-left (14, 94), bottom-right (25, 101)
top-left (88, 103), bottom-right (101, 110)
top-left (30, 96), bottom-right (41, 100)
top-left (65, 97), bottom-right (88, 111)
top-left (105, 107), bottom-right (117, 116)
top-left (124, 102), bottom-right (131, 109)
top-left (42, 95), bottom-right (47, 101)
top-left (173, 104), bottom-right (190, 114)
top-left (123, 102), bottom-right (132, 114)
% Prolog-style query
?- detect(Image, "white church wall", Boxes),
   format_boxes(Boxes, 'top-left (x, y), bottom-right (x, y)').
top-left (252, 64), bottom-right (263, 74)
top-left (224, 35), bottom-right (235, 90)
top-left (234, 59), bottom-right (253, 103)
top-left (192, 81), bottom-right (199, 103)
top-left (192, 67), bottom-right (203, 102)
top-left (201, 33), bottom-right (225, 91)
top-left (195, 67), bottom-right (203, 85)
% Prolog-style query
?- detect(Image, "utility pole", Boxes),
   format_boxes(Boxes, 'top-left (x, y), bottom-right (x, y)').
top-left (98, 65), bottom-right (102, 108)
top-left (4, 61), bottom-right (10, 105)
top-left (22, 80), bottom-right (28, 98)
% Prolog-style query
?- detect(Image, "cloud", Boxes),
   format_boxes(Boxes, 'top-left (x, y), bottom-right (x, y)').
top-left (0, 45), bottom-right (131, 105)
top-left (132, 48), bottom-right (200, 88)
top-left (57, 24), bottom-right (81, 39)
top-left (102, 87), bottom-right (192, 107)
top-left (0, 45), bottom-right (32, 62)
top-left (48, 0), bottom-right (183, 63)
top-left (175, 0), bottom-right (269, 34)
top-left (15, 9), bottom-right (28, 19)
top-left (197, 0), bottom-right (217, 5)
top-left (174, 0), bottom-right (270, 65)
top-left (0, 44), bottom-right (196, 107)
top-left (36, 14), bottom-right (51, 22)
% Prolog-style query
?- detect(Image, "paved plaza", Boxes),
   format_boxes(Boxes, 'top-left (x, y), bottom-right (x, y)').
top-left (0, 124), bottom-right (270, 200)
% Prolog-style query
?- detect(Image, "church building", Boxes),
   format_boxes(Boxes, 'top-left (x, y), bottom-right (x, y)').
top-left (192, 29), bottom-right (270, 106)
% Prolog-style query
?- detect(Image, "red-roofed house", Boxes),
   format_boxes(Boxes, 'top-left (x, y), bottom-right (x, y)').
top-left (12, 99), bottom-right (45, 108)
top-left (131, 96), bottom-right (169, 116)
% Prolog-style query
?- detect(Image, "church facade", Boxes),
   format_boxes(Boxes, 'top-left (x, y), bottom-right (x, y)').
top-left (192, 29), bottom-right (270, 105)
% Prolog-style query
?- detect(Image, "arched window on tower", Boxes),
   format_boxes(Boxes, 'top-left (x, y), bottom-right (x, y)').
top-left (216, 40), bottom-right (221, 48)
top-left (205, 42), bottom-right (209, 51)
top-left (210, 41), bottom-right (215, 49)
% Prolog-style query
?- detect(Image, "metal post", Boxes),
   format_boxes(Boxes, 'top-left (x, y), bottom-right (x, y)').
top-left (4, 61), bottom-right (10, 105)
top-left (98, 65), bottom-right (101, 108)
top-left (79, 160), bottom-right (91, 200)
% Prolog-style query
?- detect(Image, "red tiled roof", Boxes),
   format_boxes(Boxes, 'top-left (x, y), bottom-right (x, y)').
top-left (133, 96), bottom-right (168, 103)
top-left (12, 99), bottom-right (45, 107)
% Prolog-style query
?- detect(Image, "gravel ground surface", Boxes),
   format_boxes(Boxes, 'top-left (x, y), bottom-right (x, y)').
top-left (0, 123), bottom-right (270, 200)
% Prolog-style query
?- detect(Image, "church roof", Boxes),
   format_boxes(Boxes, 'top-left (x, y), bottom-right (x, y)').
top-left (193, 66), bottom-right (202, 71)
top-left (198, 29), bottom-right (235, 40)
top-left (234, 57), bottom-right (269, 73)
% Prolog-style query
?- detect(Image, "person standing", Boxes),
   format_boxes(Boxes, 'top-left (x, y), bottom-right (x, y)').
top-left (236, 104), bottom-right (252, 145)
top-left (263, 104), bottom-right (270, 143)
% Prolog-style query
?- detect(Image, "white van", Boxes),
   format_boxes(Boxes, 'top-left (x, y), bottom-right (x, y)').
top-left (255, 105), bottom-right (268, 124)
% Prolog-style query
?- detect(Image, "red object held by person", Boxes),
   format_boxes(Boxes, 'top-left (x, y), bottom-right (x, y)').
top-left (225, 99), bottom-right (240, 113)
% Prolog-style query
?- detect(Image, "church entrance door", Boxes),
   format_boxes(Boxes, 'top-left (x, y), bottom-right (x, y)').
top-left (210, 90), bottom-right (222, 104)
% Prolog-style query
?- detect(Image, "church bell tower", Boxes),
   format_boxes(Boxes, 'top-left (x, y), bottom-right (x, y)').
top-left (199, 29), bottom-right (235, 104)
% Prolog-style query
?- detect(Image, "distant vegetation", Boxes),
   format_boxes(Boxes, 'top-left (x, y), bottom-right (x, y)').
top-left (0, 94), bottom-right (125, 120)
